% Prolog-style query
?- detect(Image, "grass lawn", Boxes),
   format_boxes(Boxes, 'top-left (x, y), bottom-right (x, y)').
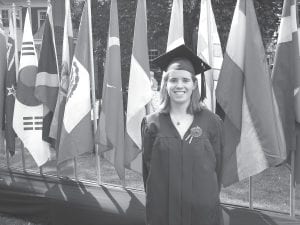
top-left (0, 139), bottom-right (299, 224)
top-left (0, 213), bottom-right (43, 225)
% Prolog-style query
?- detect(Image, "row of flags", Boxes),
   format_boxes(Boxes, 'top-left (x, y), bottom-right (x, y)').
top-left (272, 0), bottom-right (300, 184)
top-left (0, 0), bottom-right (299, 186)
top-left (216, 0), bottom-right (286, 186)
top-left (1, 1), bottom-right (93, 167)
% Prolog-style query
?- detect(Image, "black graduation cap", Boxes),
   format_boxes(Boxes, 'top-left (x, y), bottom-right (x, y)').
top-left (153, 44), bottom-right (211, 101)
top-left (152, 44), bottom-right (211, 74)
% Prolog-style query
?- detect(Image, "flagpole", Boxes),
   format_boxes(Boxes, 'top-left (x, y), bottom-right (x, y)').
top-left (74, 157), bottom-right (78, 181)
top-left (5, 146), bottom-right (10, 169)
top-left (12, 3), bottom-right (19, 76)
top-left (40, 0), bottom-right (53, 177)
top-left (27, 0), bottom-right (43, 175)
top-left (48, 0), bottom-right (59, 82)
top-left (27, 0), bottom-right (31, 19)
top-left (19, 0), bottom-right (32, 174)
top-left (46, 0), bottom-right (62, 178)
top-left (206, 0), bottom-right (215, 113)
top-left (87, 0), bottom-right (101, 185)
top-left (20, 142), bottom-right (26, 172)
top-left (11, 8), bottom-right (18, 171)
top-left (290, 150), bottom-right (295, 217)
top-left (249, 176), bottom-right (253, 209)
top-left (3, 130), bottom-right (10, 169)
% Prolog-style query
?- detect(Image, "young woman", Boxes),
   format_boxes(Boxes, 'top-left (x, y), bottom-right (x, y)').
top-left (141, 45), bottom-right (224, 225)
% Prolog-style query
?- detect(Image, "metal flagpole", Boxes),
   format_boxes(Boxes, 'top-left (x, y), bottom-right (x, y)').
top-left (3, 132), bottom-right (9, 169)
top-left (290, 0), bottom-right (299, 218)
top-left (46, 0), bottom-right (62, 178)
top-left (87, 0), bottom-right (101, 185)
top-left (206, 0), bottom-right (214, 113)
top-left (290, 150), bottom-right (295, 217)
top-left (11, 5), bottom-right (18, 170)
top-left (12, 6), bottom-right (19, 173)
top-left (26, 0), bottom-right (31, 22)
top-left (249, 176), bottom-right (253, 209)
top-left (20, 141), bottom-right (26, 172)
top-left (19, 0), bottom-right (34, 174)
top-left (74, 157), bottom-right (78, 181)
top-left (12, 3), bottom-right (19, 74)
top-left (26, 0), bottom-right (43, 175)
top-left (5, 143), bottom-right (10, 169)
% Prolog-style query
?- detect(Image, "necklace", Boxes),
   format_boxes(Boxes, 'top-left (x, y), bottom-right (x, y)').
top-left (170, 114), bottom-right (181, 126)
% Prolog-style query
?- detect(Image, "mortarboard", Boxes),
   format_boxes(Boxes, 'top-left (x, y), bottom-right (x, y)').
top-left (152, 44), bottom-right (210, 75)
top-left (153, 44), bottom-right (211, 101)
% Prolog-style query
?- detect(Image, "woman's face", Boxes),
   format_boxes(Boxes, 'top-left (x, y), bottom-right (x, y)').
top-left (166, 70), bottom-right (196, 105)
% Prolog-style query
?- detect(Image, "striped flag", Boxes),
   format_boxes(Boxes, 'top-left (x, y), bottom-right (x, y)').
top-left (35, 4), bottom-right (59, 147)
top-left (4, 11), bottom-right (17, 156)
top-left (96, 0), bottom-right (125, 180)
top-left (58, 2), bottom-right (93, 163)
top-left (49, 0), bottom-right (73, 150)
top-left (216, 0), bottom-right (286, 187)
top-left (0, 15), bottom-right (6, 131)
top-left (167, 0), bottom-right (184, 51)
top-left (13, 9), bottom-right (51, 166)
top-left (125, 0), bottom-right (152, 172)
top-left (272, 0), bottom-right (300, 183)
top-left (197, 0), bottom-right (223, 112)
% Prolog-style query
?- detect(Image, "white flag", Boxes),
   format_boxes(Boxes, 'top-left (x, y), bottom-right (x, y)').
top-left (13, 9), bottom-right (50, 166)
top-left (197, 0), bottom-right (223, 112)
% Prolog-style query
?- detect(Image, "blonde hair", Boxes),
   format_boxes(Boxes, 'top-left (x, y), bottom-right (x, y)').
top-left (159, 72), bottom-right (203, 114)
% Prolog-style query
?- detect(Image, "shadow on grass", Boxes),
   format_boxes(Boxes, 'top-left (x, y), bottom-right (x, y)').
top-left (45, 178), bottom-right (101, 225)
top-left (222, 206), bottom-right (300, 225)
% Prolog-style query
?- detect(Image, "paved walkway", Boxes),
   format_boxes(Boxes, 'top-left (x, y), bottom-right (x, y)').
top-left (0, 168), bottom-right (299, 225)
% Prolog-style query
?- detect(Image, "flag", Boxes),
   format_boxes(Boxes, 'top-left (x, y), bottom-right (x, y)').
top-left (167, 0), bottom-right (184, 52)
top-left (13, 9), bottom-right (51, 166)
top-left (49, 0), bottom-right (73, 150)
top-left (216, 0), bottom-right (286, 187)
top-left (125, 0), bottom-right (152, 172)
top-left (0, 15), bottom-right (6, 131)
top-left (58, 2), bottom-right (93, 163)
top-left (95, 0), bottom-right (125, 179)
top-left (52, 0), bottom-right (65, 27)
top-left (160, 0), bottom-right (185, 89)
top-left (4, 11), bottom-right (17, 156)
top-left (35, 4), bottom-right (59, 147)
top-left (272, 0), bottom-right (300, 184)
top-left (197, 0), bottom-right (223, 112)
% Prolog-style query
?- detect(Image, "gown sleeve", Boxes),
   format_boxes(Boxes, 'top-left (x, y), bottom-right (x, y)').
top-left (141, 117), bottom-right (156, 192)
top-left (211, 117), bottom-right (224, 191)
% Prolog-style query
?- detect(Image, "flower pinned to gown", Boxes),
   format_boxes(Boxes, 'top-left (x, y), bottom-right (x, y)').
top-left (185, 126), bottom-right (202, 144)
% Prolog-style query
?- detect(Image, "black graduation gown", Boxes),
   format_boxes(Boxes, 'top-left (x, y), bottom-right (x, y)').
top-left (142, 109), bottom-right (224, 225)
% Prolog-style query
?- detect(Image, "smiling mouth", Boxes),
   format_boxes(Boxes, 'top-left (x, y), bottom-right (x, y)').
top-left (174, 91), bottom-right (185, 94)
top-left (173, 91), bottom-right (186, 95)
